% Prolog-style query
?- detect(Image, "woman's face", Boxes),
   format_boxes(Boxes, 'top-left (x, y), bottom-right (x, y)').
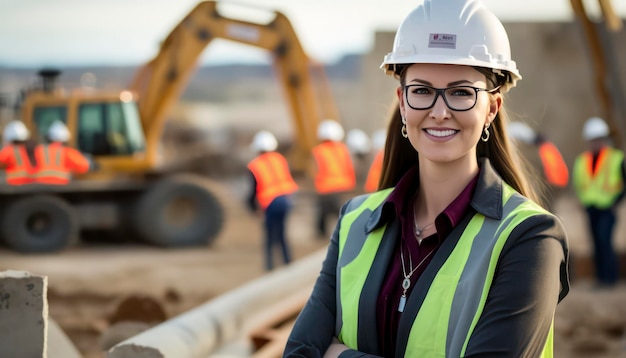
top-left (396, 63), bottom-right (501, 166)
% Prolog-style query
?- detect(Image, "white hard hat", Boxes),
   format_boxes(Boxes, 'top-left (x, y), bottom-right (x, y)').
top-left (381, 0), bottom-right (521, 90)
top-left (508, 121), bottom-right (537, 144)
top-left (48, 120), bottom-right (71, 142)
top-left (317, 119), bottom-right (344, 142)
top-left (371, 129), bottom-right (387, 151)
top-left (346, 129), bottom-right (371, 155)
top-left (3, 120), bottom-right (30, 142)
top-left (251, 130), bottom-right (278, 152)
top-left (583, 116), bottom-right (610, 141)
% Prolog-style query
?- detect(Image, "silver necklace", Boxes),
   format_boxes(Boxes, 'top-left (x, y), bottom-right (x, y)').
top-left (413, 198), bottom-right (434, 238)
top-left (398, 243), bottom-right (435, 312)
top-left (414, 220), bottom-right (435, 237)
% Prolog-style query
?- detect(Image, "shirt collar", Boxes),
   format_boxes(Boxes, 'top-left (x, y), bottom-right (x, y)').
top-left (365, 158), bottom-right (503, 233)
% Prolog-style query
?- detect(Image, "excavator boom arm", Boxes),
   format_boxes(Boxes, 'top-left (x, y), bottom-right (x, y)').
top-left (130, 1), bottom-right (338, 170)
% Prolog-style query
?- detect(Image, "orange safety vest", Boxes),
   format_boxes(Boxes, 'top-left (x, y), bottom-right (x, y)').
top-left (247, 152), bottom-right (298, 209)
top-left (312, 141), bottom-right (356, 194)
top-left (0, 144), bottom-right (35, 185)
top-left (34, 142), bottom-right (90, 185)
top-left (364, 150), bottom-right (384, 193)
top-left (538, 141), bottom-right (569, 188)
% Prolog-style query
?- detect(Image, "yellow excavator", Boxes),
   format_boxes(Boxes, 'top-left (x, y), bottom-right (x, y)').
top-left (2, 1), bottom-right (339, 253)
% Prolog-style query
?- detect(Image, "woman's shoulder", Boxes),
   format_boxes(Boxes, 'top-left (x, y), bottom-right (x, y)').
top-left (342, 188), bottom-right (394, 214)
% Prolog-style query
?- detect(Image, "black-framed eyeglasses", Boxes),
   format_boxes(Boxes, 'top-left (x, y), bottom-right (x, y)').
top-left (404, 84), bottom-right (500, 111)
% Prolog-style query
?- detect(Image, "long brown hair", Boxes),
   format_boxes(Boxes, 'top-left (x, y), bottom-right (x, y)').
top-left (377, 71), bottom-right (544, 206)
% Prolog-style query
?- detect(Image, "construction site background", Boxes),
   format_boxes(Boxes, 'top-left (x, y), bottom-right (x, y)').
top-left (1, 19), bottom-right (626, 357)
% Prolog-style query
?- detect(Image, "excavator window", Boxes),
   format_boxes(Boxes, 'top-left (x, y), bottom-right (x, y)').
top-left (77, 101), bottom-right (145, 156)
top-left (33, 106), bottom-right (68, 142)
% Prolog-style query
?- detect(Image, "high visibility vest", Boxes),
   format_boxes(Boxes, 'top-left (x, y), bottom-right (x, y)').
top-left (247, 152), bottom-right (298, 209)
top-left (336, 185), bottom-right (554, 357)
top-left (312, 141), bottom-right (356, 194)
top-left (0, 144), bottom-right (34, 185)
top-left (364, 150), bottom-right (383, 193)
top-left (573, 147), bottom-right (624, 209)
top-left (538, 141), bottom-right (569, 188)
top-left (34, 143), bottom-right (90, 185)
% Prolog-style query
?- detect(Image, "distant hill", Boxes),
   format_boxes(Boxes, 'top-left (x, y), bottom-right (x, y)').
top-left (0, 54), bottom-right (362, 105)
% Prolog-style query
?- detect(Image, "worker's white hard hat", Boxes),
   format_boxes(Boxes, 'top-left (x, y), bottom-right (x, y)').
top-left (583, 116), bottom-right (610, 141)
top-left (48, 120), bottom-right (71, 142)
top-left (317, 119), bottom-right (344, 142)
top-left (3, 120), bottom-right (30, 143)
top-left (380, 0), bottom-right (521, 91)
top-left (346, 129), bottom-right (371, 155)
top-left (508, 121), bottom-right (537, 144)
top-left (251, 130), bottom-right (278, 152)
top-left (371, 129), bottom-right (387, 151)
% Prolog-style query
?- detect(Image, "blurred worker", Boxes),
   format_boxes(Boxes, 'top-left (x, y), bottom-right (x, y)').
top-left (364, 129), bottom-right (387, 193)
top-left (0, 120), bottom-right (37, 185)
top-left (346, 128), bottom-right (371, 160)
top-left (345, 128), bottom-right (372, 187)
top-left (34, 120), bottom-right (92, 185)
top-left (573, 116), bottom-right (625, 287)
top-left (247, 130), bottom-right (298, 271)
top-left (311, 119), bottom-right (356, 238)
top-left (508, 121), bottom-right (569, 210)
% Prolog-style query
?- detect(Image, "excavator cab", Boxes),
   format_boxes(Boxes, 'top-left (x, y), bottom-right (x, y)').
top-left (21, 70), bottom-right (149, 173)
top-left (26, 92), bottom-right (145, 158)
top-left (72, 96), bottom-right (145, 157)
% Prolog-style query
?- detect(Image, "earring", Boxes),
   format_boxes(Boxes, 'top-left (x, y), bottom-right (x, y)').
top-left (481, 123), bottom-right (491, 142)
top-left (401, 117), bottom-right (408, 138)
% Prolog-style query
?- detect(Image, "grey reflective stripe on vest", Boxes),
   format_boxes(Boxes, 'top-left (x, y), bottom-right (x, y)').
top-left (335, 193), bottom-right (379, 336)
top-left (446, 192), bottom-right (527, 356)
top-left (33, 145), bottom-right (70, 180)
top-left (12, 146), bottom-right (23, 166)
top-left (43, 145), bottom-right (62, 166)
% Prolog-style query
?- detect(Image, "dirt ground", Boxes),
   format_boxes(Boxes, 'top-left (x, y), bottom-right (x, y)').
top-left (1, 178), bottom-right (626, 357)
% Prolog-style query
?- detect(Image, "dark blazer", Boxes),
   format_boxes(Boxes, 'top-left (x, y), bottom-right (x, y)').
top-left (284, 159), bottom-right (569, 358)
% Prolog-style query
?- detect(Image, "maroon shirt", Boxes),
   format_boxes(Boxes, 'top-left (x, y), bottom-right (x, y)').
top-left (376, 165), bottom-right (478, 357)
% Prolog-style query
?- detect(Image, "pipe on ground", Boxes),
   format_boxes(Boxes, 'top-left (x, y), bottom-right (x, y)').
top-left (107, 249), bottom-right (325, 358)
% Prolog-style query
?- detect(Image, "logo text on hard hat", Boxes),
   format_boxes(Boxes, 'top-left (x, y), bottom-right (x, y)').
top-left (428, 33), bottom-right (456, 49)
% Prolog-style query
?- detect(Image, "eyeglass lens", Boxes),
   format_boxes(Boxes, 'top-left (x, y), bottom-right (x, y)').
top-left (405, 85), bottom-right (480, 111)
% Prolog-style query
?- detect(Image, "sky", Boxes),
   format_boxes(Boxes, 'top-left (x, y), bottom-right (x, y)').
top-left (1, 0), bottom-right (625, 67)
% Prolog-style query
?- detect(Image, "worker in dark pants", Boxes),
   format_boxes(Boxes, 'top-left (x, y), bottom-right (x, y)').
top-left (311, 119), bottom-right (356, 239)
top-left (246, 130), bottom-right (298, 271)
top-left (573, 117), bottom-right (625, 288)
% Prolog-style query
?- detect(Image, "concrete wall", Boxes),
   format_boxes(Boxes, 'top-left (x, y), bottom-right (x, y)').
top-left (0, 270), bottom-right (48, 357)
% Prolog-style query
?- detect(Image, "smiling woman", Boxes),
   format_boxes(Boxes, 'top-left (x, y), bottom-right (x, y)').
top-left (284, 0), bottom-right (570, 357)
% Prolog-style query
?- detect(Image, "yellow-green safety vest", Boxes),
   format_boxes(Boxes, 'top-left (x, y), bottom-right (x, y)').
top-left (336, 184), bottom-right (554, 357)
top-left (573, 147), bottom-right (624, 209)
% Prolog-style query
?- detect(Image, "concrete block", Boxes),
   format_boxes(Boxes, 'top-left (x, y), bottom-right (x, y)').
top-left (0, 270), bottom-right (48, 358)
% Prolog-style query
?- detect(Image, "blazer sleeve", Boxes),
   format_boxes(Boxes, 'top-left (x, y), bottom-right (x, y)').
top-left (464, 213), bottom-right (569, 357)
top-left (284, 197), bottom-right (385, 358)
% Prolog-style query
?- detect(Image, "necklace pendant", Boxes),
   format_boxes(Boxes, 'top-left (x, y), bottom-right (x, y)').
top-left (398, 295), bottom-right (407, 312)
top-left (415, 227), bottom-right (422, 237)
top-left (402, 277), bottom-right (411, 290)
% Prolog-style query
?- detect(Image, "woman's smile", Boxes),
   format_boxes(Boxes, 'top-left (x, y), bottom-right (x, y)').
top-left (424, 128), bottom-right (459, 140)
